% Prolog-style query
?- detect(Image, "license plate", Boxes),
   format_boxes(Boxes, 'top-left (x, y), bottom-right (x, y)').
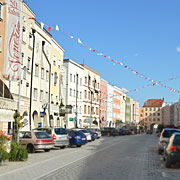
top-left (82, 138), bottom-right (86, 140)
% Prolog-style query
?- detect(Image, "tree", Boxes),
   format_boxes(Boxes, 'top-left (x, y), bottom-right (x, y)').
top-left (13, 110), bottom-right (24, 143)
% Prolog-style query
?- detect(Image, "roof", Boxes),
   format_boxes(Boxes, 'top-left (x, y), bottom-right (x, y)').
top-left (143, 99), bottom-right (164, 107)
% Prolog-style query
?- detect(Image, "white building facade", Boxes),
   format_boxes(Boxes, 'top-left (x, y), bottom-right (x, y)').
top-left (63, 59), bottom-right (84, 129)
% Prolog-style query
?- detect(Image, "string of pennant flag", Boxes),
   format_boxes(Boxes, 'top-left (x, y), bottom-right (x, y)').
top-left (26, 13), bottom-right (180, 94)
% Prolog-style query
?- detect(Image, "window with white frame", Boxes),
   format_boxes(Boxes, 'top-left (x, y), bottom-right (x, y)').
top-left (51, 94), bottom-right (53, 103)
top-left (0, 3), bottom-right (3, 20)
top-left (54, 72), bottom-right (58, 85)
top-left (56, 96), bottom-right (58, 103)
top-left (29, 32), bottom-right (33, 47)
top-left (41, 68), bottom-right (44, 79)
top-left (80, 78), bottom-right (82, 86)
top-left (22, 26), bottom-right (26, 42)
top-left (27, 57), bottom-right (31, 70)
top-left (58, 59), bottom-right (61, 69)
top-left (40, 90), bottom-right (43, 102)
top-left (23, 67), bottom-right (27, 79)
top-left (46, 92), bottom-right (49, 102)
top-left (73, 89), bottom-right (75, 97)
top-left (26, 83), bottom-right (29, 97)
top-left (46, 70), bottom-right (49, 81)
top-left (33, 88), bottom-right (37, 100)
top-left (70, 74), bottom-right (72, 82)
top-left (70, 88), bottom-right (72, 96)
top-left (53, 55), bottom-right (56, 66)
top-left (21, 52), bottom-right (24, 65)
top-left (80, 92), bottom-right (82, 99)
top-left (74, 75), bottom-right (76, 83)
top-left (51, 73), bottom-right (54, 84)
top-left (35, 64), bottom-right (39, 77)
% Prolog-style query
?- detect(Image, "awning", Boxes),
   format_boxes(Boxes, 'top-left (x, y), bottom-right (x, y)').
top-left (0, 109), bottom-right (15, 122)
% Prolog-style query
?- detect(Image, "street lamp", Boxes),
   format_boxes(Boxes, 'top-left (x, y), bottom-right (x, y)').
top-left (42, 103), bottom-right (48, 127)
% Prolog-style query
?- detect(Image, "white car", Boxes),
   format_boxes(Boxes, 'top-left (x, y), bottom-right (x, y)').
top-left (73, 129), bottom-right (92, 142)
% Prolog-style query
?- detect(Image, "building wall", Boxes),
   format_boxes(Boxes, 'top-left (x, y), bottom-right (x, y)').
top-left (100, 78), bottom-right (108, 127)
top-left (107, 84), bottom-right (114, 127)
top-left (125, 96), bottom-right (131, 123)
top-left (82, 64), bottom-right (100, 128)
top-left (144, 106), bottom-right (162, 129)
top-left (63, 59), bottom-right (84, 129)
top-left (50, 38), bottom-right (64, 127)
top-left (139, 107), bottom-right (144, 123)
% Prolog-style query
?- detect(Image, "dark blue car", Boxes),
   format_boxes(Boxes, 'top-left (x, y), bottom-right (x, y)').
top-left (67, 130), bottom-right (87, 147)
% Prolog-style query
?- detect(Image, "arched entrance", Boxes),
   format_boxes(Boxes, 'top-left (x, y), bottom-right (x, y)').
top-left (32, 111), bottom-right (39, 128)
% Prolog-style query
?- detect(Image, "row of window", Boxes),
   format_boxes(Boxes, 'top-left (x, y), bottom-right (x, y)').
top-left (144, 118), bottom-right (160, 121)
top-left (145, 113), bottom-right (160, 116)
top-left (69, 88), bottom-right (82, 99)
top-left (33, 89), bottom-right (49, 102)
top-left (84, 76), bottom-right (100, 89)
top-left (145, 107), bottom-right (161, 111)
top-left (84, 90), bottom-right (100, 101)
top-left (84, 105), bottom-right (99, 115)
top-left (22, 26), bottom-right (33, 48)
top-left (70, 74), bottom-right (82, 85)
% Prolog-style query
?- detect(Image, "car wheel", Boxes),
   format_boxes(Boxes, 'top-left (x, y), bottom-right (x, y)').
top-left (44, 149), bottom-right (50, 152)
top-left (165, 158), bottom-right (172, 168)
top-left (27, 144), bottom-right (35, 153)
top-left (77, 145), bottom-right (81, 147)
top-left (158, 149), bottom-right (162, 155)
top-left (60, 146), bottom-right (66, 149)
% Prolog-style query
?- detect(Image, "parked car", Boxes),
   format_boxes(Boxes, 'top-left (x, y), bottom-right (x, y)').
top-left (93, 128), bottom-right (102, 138)
top-left (34, 127), bottom-right (69, 149)
top-left (87, 129), bottom-right (98, 141)
top-left (146, 130), bottom-right (153, 134)
top-left (67, 129), bottom-right (87, 147)
top-left (73, 128), bottom-right (92, 142)
top-left (158, 128), bottom-right (180, 154)
top-left (164, 132), bottom-right (180, 168)
top-left (101, 127), bottom-right (119, 136)
top-left (19, 131), bottom-right (54, 153)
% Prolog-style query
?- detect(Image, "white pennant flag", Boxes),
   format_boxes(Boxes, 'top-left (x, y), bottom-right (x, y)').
top-left (55, 25), bottom-right (59, 31)
top-left (108, 56), bottom-right (111, 59)
top-left (120, 62), bottom-right (123, 66)
top-left (97, 53), bottom-right (103, 56)
top-left (69, 36), bottom-right (74, 39)
top-left (41, 22), bottom-right (44, 29)
top-left (77, 38), bottom-right (82, 44)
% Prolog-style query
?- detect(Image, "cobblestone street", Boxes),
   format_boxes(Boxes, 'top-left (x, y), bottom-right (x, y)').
top-left (1, 134), bottom-right (180, 180)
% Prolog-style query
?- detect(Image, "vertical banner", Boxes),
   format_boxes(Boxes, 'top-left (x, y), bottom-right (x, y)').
top-left (3, 0), bottom-right (23, 80)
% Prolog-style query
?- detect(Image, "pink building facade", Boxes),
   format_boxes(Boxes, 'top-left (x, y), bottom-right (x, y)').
top-left (100, 78), bottom-right (108, 127)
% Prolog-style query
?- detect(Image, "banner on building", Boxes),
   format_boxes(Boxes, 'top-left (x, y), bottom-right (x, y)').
top-left (3, 0), bottom-right (23, 80)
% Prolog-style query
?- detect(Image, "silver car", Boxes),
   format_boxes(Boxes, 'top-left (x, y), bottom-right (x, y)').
top-left (158, 128), bottom-right (180, 154)
top-left (35, 127), bottom-right (69, 149)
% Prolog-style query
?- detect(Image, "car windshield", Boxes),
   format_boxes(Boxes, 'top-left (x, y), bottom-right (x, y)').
top-left (74, 131), bottom-right (84, 136)
top-left (80, 130), bottom-right (88, 133)
top-left (34, 132), bottom-right (51, 139)
top-left (173, 135), bottom-right (180, 145)
top-left (163, 130), bottom-right (180, 138)
top-left (54, 128), bottom-right (67, 135)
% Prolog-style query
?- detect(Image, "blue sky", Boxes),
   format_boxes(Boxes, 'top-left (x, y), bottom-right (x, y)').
top-left (26, 0), bottom-right (180, 106)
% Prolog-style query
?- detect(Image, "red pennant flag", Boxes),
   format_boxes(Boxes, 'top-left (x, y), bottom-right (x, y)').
top-left (93, 50), bottom-right (96, 52)
top-left (104, 55), bottom-right (106, 57)
top-left (29, 17), bottom-right (36, 21)
top-left (111, 59), bottom-right (114, 62)
top-left (161, 84), bottom-right (163, 87)
top-left (117, 62), bottom-right (120, 64)
top-left (125, 66), bottom-right (127, 68)
top-left (131, 69), bottom-right (133, 71)
top-left (153, 83), bottom-right (155, 86)
top-left (164, 85), bottom-right (166, 88)
top-left (85, 45), bottom-right (88, 47)
top-left (178, 91), bottom-right (179, 93)
top-left (48, 27), bottom-right (51, 33)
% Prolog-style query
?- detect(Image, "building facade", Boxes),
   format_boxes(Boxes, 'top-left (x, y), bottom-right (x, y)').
top-left (63, 59), bottom-right (84, 129)
top-left (82, 64), bottom-right (100, 128)
top-left (100, 78), bottom-right (108, 127)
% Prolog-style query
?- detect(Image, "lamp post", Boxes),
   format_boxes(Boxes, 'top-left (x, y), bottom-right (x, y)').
top-left (75, 73), bottom-right (78, 128)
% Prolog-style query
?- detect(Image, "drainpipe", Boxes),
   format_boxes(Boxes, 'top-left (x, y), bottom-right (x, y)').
top-left (29, 29), bottom-right (36, 131)
top-left (42, 41), bottom-right (51, 127)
